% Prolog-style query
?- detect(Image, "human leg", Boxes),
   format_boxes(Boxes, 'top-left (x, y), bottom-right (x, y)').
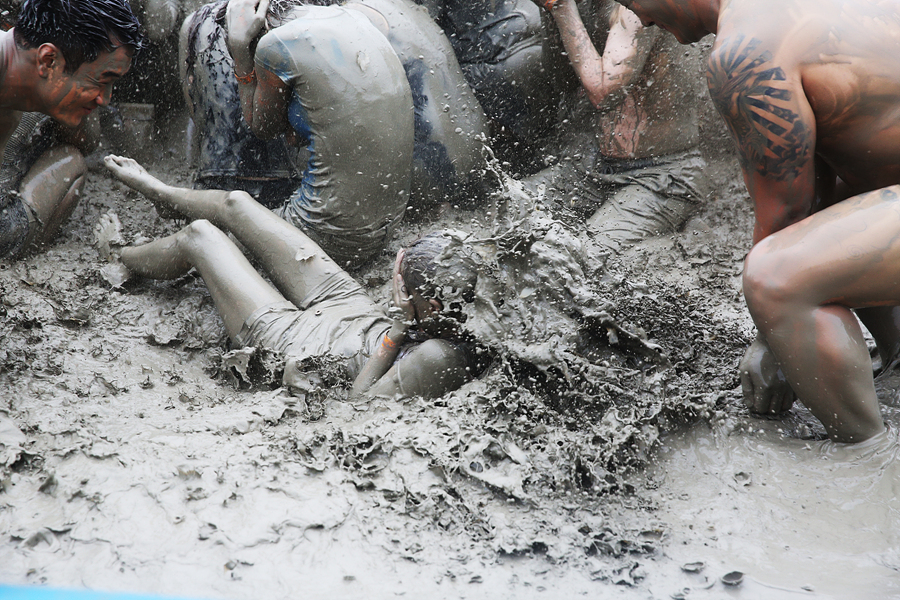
top-left (120, 219), bottom-right (285, 339)
top-left (105, 154), bottom-right (351, 307)
top-left (741, 186), bottom-right (900, 442)
top-left (587, 183), bottom-right (698, 252)
top-left (19, 145), bottom-right (87, 248)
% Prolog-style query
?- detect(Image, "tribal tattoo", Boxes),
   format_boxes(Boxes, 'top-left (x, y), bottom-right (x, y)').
top-left (707, 35), bottom-right (813, 180)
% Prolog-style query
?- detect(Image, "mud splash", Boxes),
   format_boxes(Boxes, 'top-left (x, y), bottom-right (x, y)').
top-left (2, 116), bottom-right (898, 599)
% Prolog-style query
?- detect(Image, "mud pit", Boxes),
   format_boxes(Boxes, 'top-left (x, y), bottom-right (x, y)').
top-left (2, 115), bottom-right (900, 600)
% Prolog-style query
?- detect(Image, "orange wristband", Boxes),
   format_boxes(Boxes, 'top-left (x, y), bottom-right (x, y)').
top-left (235, 68), bottom-right (256, 85)
top-left (543, 0), bottom-right (558, 10)
top-left (381, 335), bottom-right (399, 351)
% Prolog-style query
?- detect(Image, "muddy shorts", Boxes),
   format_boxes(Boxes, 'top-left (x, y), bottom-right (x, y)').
top-left (0, 113), bottom-right (57, 259)
top-left (525, 147), bottom-right (707, 252)
top-left (234, 271), bottom-right (391, 380)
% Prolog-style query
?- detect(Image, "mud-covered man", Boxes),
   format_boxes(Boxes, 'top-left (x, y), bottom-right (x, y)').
top-left (0, 0), bottom-right (144, 259)
top-left (617, 0), bottom-right (900, 442)
top-left (524, 0), bottom-right (706, 253)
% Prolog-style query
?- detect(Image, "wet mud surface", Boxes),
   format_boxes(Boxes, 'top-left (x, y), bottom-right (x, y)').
top-left (2, 122), bottom-right (900, 599)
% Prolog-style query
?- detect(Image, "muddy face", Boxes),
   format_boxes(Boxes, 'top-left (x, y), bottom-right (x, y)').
top-left (42, 44), bottom-right (134, 128)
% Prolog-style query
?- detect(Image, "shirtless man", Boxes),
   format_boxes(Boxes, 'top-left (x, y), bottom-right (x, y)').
top-left (616, 0), bottom-right (900, 442)
top-left (0, 0), bottom-right (144, 259)
top-left (526, 0), bottom-right (705, 252)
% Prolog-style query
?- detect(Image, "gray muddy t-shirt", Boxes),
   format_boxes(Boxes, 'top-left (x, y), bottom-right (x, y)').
top-left (255, 6), bottom-right (414, 267)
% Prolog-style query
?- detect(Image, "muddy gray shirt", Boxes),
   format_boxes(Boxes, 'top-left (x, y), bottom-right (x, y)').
top-left (255, 6), bottom-right (414, 262)
top-left (348, 0), bottom-right (489, 207)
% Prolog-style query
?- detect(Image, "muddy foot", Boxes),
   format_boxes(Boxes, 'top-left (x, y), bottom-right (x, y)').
top-left (103, 154), bottom-right (181, 219)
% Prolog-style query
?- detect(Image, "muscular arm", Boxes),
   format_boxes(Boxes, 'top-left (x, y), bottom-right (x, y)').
top-left (550, 0), bottom-right (654, 109)
top-left (707, 34), bottom-right (817, 243)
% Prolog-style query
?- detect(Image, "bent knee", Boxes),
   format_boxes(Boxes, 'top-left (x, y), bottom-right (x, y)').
top-left (742, 239), bottom-right (805, 321)
top-left (180, 219), bottom-right (227, 246)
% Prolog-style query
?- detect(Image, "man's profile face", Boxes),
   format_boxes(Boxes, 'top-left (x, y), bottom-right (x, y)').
top-left (43, 43), bottom-right (133, 128)
top-left (625, 0), bottom-right (706, 44)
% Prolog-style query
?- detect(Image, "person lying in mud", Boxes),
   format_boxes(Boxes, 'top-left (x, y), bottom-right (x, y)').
top-left (616, 0), bottom-right (900, 443)
top-left (103, 154), bottom-right (482, 398)
top-left (523, 0), bottom-right (706, 254)
top-left (0, 0), bottom-right (144, 260)
top-left (192, 0), bottom-right (488, 255)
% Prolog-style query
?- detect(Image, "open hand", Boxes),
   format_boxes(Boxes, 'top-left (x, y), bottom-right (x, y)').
top-left (739, 336), bottom-right (796, 415)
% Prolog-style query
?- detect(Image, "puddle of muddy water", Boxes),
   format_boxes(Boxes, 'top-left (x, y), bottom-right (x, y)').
top-left (643, 412), bottom-right (900, 600)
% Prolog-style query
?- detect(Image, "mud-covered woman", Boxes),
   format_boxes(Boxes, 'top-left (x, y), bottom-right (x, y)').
top-left (103, 154), bottom-right (487, 398)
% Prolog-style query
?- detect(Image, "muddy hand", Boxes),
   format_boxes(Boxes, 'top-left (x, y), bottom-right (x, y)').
top-left (392, 249), bottom-right (415, 324)
top-left (226, 0), bottom-right (270, 63)
top-left (739, 336), bottom-right (796, 415)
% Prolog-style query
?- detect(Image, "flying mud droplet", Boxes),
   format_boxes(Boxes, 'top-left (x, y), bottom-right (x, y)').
top-left (357, 50), bottom-right (370, 72)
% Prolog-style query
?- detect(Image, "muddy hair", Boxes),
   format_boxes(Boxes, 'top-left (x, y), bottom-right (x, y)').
top-left (14, 0), bottom-right (145, 72)
top-left (401, 230), bottom-right (479, 305)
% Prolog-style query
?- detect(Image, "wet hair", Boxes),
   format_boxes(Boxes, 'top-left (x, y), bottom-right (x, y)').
top-left (401, 230), bottom-right (479, 305)
top-left (14, 0), bottom-right (145, 73)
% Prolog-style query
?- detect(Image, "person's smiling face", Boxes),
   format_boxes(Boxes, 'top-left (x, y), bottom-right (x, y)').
top-left (44, 43), bottom-right (133, 127)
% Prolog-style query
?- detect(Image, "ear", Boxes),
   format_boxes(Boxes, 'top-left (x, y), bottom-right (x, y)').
top-left (36, 44), bottom-right (61, 76)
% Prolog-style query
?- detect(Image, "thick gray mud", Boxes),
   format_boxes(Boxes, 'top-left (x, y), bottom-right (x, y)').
top-left (2, 115), bottom-right (900, 600)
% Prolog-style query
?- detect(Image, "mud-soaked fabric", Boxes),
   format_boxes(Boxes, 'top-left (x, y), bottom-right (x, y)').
top-left (0, 113), bottom-right (57, 258)
top-left (437, 0), bottom-right (556, 142)
top-left (256, 6), bottom-right (413, 268)
top-left (183, 1), bottom-right (300, 207)
top-left (348, 0), bottom-right (490, 209)
top-left (525, 147), bottom-right (706, 250)
top-left (234, 270), bottom-right (392, 379)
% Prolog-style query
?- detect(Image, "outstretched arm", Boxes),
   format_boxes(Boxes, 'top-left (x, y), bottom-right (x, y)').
top-left (545, 0), bottom-right (654, 109)
top-left (707, 35), bottom-right (817, 413)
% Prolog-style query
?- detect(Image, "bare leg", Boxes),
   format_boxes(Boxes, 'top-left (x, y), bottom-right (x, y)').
top-left (120, 219), bottom-right (284, 339)
top-left (742, 186), bottom-right (900, 442)
top-left (105, 154), bottom-right (343, 306)
top-left (21, 145), bottom-right (86, 245)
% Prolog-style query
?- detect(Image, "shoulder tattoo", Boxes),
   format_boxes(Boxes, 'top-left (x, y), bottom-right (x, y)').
top-left (707, 35), bottom-right (812, 180)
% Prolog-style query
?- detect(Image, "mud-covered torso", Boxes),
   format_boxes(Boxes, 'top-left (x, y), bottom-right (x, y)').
top-left (255, 6), bottom-right (413, 234)
top-left (564, 2), bottom-right (702, 159)
top-left (345, 0), bottom-right (489, 206)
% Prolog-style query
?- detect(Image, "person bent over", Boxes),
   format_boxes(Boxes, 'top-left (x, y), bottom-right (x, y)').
top-left (0, 0), bottom-right (144, 260)
top-left (226, 0), bottom-right (414, 268)
top-left (104, 154), bottom-right (483, 399)
top-left (616, 0), bottom-right (900, 442)
top-left (180, 0), bottom-right (302, 208)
